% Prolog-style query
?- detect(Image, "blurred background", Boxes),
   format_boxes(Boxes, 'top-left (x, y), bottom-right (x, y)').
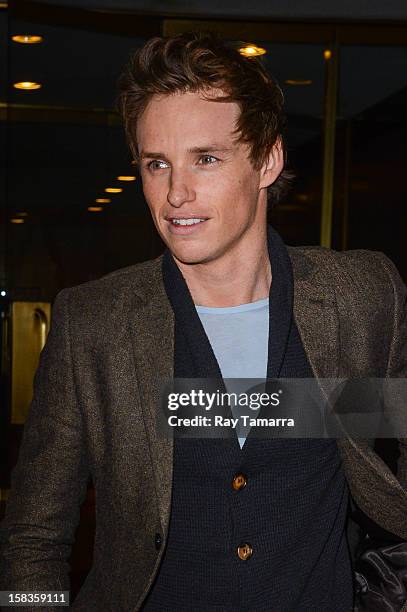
top-left (1, 0), bottom-right (406, 600)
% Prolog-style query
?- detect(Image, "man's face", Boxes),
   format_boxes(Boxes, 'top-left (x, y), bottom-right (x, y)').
top-left (136, 89), bottom-right (272, 266)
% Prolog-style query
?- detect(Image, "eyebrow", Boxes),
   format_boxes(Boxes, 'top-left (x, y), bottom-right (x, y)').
top-left (139, 144), bottom-right (234, 159)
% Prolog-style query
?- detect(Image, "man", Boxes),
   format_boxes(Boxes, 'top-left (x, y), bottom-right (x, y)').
top-left (1, 30), bottom-right (406, 611)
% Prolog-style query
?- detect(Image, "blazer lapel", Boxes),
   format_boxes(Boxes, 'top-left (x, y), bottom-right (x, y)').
top-left (128, 256), bottom-right (174, 534)
top-left (288, 247), bottom-right (340, 380)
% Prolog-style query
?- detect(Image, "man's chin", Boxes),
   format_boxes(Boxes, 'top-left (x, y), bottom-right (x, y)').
top-left (171, 252), bottom-right (209, 266)
top-left (169, 246), bottom-right (215, 267)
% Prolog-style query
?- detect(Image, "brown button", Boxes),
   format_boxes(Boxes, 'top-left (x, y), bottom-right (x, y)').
top-left (237, 543), bottom-right (253, 560)
top-left (232, 473), bottom-right (247, 491)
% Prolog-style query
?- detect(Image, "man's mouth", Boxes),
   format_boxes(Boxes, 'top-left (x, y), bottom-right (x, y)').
top-left (168, 217), bottom-right (208, 226)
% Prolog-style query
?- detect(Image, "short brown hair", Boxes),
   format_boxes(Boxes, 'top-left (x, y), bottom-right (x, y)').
top-left (116, 30), bottom-right (294, 207)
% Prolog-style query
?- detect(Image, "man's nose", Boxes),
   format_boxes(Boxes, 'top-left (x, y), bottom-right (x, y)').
top-left (167, 171), bottom-right (196, 207)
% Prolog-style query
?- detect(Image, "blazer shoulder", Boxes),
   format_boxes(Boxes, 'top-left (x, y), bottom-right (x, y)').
top-left (56, 255), bottom-right (163, 305)
top-left (289, 243), bottom-right (391, 269)
top-left (288, 244), bottom-right (401, 294)
top-left (51, 255), bottom-right (165, 339)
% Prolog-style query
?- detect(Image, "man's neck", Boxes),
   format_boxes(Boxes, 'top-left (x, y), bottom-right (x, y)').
top-left (173, 232), bottom-right (271, 308)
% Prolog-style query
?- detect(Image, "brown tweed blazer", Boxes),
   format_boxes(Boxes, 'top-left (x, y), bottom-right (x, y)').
top-left (0, 245), bottom-right (406, 611)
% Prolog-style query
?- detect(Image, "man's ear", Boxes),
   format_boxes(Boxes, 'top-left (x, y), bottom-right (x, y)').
top-left (259, 137), bottom-right (284, 190)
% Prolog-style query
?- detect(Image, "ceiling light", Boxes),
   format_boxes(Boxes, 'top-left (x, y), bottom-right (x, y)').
top-left (284, 79), bottom-right (312, 86)
top-left (96, 198), bottom-right (111, 204)
top-left (105, 187), bottom-right (123, 193)
top-left (117, 176), bottom-right (136, 181)
top-left (239, 44), bottom-right (266, 58)
top-left (10, 218), bottom-right (24, 224)
top-left (13, 81), bottom-right (42, 90)
top-left (0, 2), bottom-right (8, 8)
top-left (88, 206), bottom-right (103, 212)
top-left (324, 49), bottom-right (332, 60)
top-left (12, 35), bottom-right (43, 44)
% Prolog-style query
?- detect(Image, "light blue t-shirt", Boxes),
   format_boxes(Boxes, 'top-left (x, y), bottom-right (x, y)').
top-left (195, 297), bottom-right (269, 448)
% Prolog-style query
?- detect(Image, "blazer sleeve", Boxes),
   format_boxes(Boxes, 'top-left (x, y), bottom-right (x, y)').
top-left (0, 289), bottom-right (90, 606)
top-left (353, 250), bottom-right (407, 610)
top-left (377, 252), bottom-right (407, 489)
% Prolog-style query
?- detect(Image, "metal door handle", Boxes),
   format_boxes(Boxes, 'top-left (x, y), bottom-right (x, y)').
top-left (34, 307), bottom-right (48, 350)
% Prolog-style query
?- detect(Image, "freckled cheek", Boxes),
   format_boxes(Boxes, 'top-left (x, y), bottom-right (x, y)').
top-left (201, 173), bottom-right (240, 199)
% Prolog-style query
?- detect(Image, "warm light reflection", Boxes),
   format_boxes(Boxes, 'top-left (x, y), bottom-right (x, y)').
top-left (117, 176), bottom-right (136, 181)
top-left (105, 187), bottom-right (123, 193)
top-left (324, 49), bottom-right (332, 60)
top-left (16, 211), bottom-right (28, 216)
top-left (12, 35), bottom-right (43, 44)
top-left (10, 218), bottom-right (24, 224)
top-left (95, 198), bottom-right (111, 204)
top-left (239, 44), bottom-right (266, 58)
top-left (285, 79), bottom-right (312, 86)
top-left (0, 2), bottom-right (8, 7)
top-left (88, 206), bottom-right (103, 212)
top-left (13, 81), bottom-right (42, 90)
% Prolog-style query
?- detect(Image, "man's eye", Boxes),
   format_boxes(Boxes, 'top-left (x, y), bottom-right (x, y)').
top-left (147, 160), bottom-right (168, 170)
top-left (199, 155), bottom-right (218, 165)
